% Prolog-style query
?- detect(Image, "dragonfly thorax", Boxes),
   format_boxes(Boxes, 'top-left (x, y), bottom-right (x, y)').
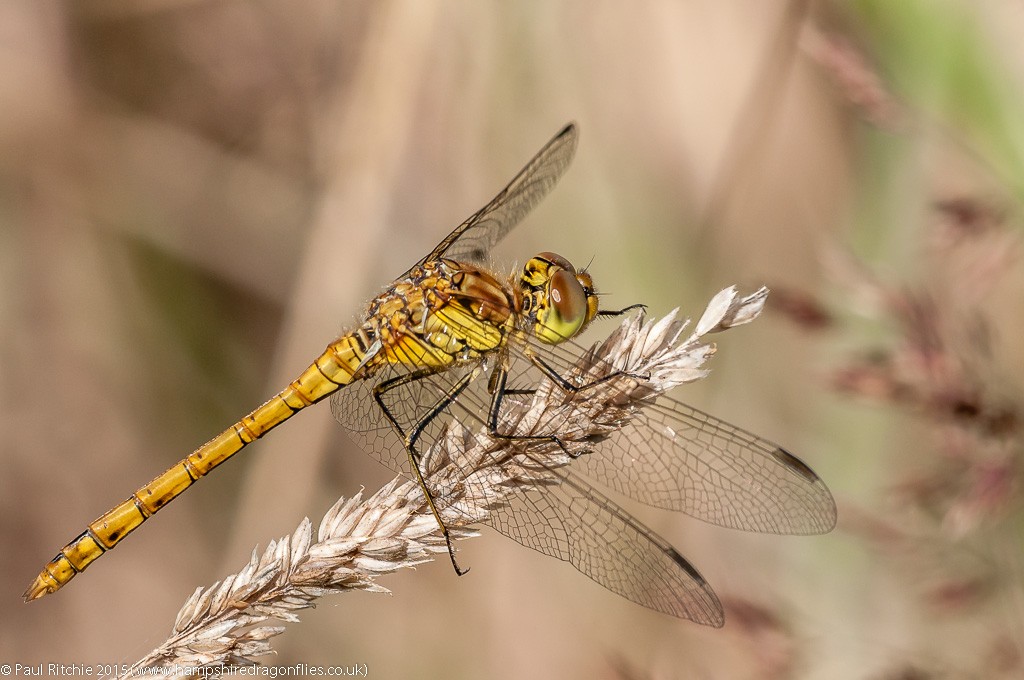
top-left (519, 251), bottom-right (599, 345)
top-left (359, 259), bottom-right (518, 371)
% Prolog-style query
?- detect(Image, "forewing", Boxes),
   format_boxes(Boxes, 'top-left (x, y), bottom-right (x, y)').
top-left (414, 123), bottom-right (578, 269)
top-left (537, 339), bottom-right (837, 535)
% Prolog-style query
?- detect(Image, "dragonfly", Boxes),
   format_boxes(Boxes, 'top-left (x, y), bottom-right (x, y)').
top-left (25, 123), bottom-right (836, 625)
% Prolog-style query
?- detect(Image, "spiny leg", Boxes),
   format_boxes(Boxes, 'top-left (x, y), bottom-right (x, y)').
top-left (486, 359), bottom-right (581, 457)
top-left (486, 345), bottom-right (647, 458)
top-left (596, 303), bottom-right (647, 318)
top-left (525, 346), bottom-right (648, 397)
top-left (373, 366), bottom-right (479, 576)
top-left (492, 302), bottom-right (647, 406)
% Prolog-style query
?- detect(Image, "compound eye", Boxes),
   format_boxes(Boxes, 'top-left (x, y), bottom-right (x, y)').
top-left (551, 269), bottom-right (587, 321)
top-left (536, 269), bottom-right (587, 344)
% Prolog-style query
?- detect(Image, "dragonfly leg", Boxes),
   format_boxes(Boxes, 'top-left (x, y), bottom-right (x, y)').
top-left (526, 348), bottom-right (649, 393)
top-left (486, 344), bottom-right (651, 457)
top-left (486, 361), bottom-right (585, 458)
top-left (373, 366), bottom-right (478, 576)
top-left (596, 302), bottom-right (647, 317)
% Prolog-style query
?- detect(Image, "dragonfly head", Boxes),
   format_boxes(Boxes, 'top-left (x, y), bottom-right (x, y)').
top-left (520, 252), bottom-right (599, 344)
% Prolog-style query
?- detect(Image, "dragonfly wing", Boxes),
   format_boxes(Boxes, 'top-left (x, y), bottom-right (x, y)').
top-left (486, 462), bottom-right (724, 625)
top-left (330, 354), bottom-right (724, 623)
top-left (534, 339), bottom-right (837, 535)
top-left (413, 123), bottom-right (578, 270)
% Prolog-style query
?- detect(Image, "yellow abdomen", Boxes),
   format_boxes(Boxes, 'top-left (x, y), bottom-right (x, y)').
top-left (23, 333), bottom-right (367, 601)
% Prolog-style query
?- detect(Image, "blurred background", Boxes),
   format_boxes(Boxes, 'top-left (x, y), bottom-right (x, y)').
top-left (3, 1), bottom-right (1024, 678)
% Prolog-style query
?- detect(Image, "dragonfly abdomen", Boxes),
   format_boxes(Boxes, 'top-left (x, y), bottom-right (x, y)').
top-left (23, 334), bottom-right (367, 601)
